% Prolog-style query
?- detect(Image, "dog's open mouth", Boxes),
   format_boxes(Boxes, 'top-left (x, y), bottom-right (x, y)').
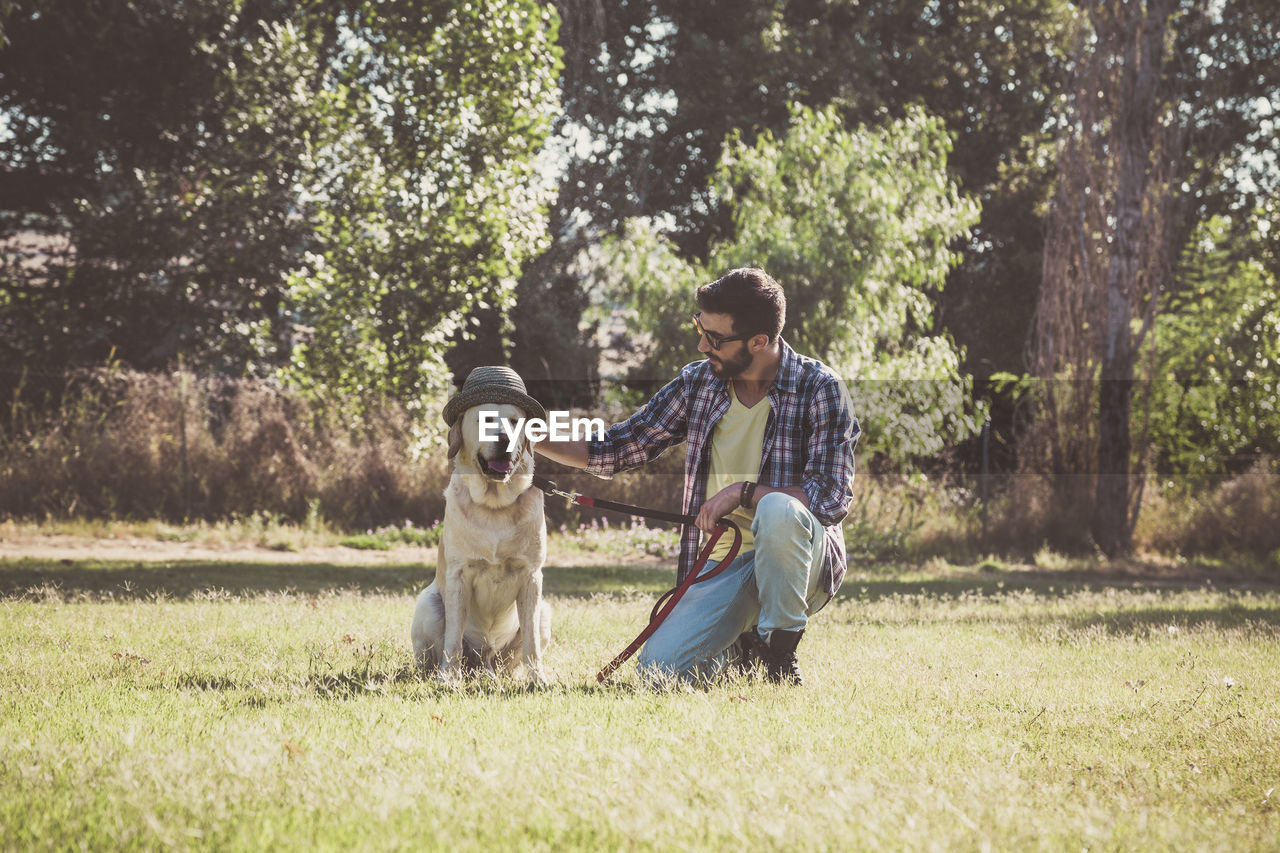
top-left (477, 452), bottom-right (514, 480)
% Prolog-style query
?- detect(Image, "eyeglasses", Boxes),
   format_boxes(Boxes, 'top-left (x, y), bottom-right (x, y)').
top-left (693, 313), bottom-right (750, 351)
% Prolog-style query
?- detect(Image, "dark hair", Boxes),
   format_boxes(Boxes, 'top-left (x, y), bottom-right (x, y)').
top-left (696, 268), bottom-right (786, 342)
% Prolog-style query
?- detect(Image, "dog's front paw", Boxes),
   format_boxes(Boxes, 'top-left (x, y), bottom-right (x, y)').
top-left (524, 663), bottom-right (550, 689)
top-left (434, 665), bottom-right (463, 686)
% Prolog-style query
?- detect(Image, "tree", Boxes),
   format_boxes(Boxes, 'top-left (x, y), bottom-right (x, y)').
top-left (1167, 0), bottom-right (1280, 272)
top-left (1028, 0), bottom-right (1279, 555)
top-left (1150, 217), bottom-right (1280, 479)
top-left (285, 0), bottom-right (562, 406)
top-left (1, 2), bottom-right (303, 379)
top-left (491, 0), bottom-right (679, 409)
top-left (598, 103), bottom-right (982, 463)
top-left (1031, 0), bottom-right (1179, 556)
top-left (522, 0), bottom-right (1074, 409)
top-left (0, 0), bottom-right (561, 409)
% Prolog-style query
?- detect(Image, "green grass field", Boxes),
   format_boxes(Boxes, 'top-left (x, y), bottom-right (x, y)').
top-left (2, 553), bottom-right (1278, 850)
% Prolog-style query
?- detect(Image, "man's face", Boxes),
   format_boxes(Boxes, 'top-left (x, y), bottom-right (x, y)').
top-left (696, 311), bottom-right (754, 378)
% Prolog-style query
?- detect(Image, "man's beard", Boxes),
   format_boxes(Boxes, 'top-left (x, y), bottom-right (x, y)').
top-left (707, 346), bottom-right (753, 379)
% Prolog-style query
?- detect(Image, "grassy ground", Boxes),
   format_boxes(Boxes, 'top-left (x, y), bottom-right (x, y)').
top-left (1, 547), bottom-right (1278, 850)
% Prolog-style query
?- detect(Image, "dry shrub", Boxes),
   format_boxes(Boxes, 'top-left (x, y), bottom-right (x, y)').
top-left (0, 370), bottom-right (195, 519)
top-left (0, 368), bottom-right (451, 529)
top-left (37, 370), bottom-right (1273, 567)
top-left (980, 474), bottom-right (1097, 557)
top-left (315, 403), bottom-right (449, 531)
top-left (1137, 458), bottom-right (1280, 558)
top-left (834, 470), bottom-right (979, 563)
top-left (900, 479), bottom-right (984, 562)
top-left (197, 382), bottom-right (320, 520)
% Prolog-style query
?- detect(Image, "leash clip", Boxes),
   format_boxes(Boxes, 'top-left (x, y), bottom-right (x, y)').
top-left (533, 476), bottom-right (585, 507)
top-left (547, 484), bottom-right (582, 506)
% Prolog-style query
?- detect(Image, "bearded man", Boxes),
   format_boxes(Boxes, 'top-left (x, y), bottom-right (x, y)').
top-left (536, 268), bottom-right (859, 685)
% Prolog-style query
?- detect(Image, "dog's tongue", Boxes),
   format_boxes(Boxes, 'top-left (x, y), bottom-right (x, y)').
top-left (488, 459), bottom-right (513, 474)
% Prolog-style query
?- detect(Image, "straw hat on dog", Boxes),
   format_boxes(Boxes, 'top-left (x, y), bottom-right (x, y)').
top-left (442, 366), bottom-right (547, 427)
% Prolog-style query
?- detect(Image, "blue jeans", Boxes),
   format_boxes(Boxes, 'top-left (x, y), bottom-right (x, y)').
top-left (636, 491), bottom-right (829, 684)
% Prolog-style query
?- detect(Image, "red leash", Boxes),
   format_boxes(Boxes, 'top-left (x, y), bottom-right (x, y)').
top-left (596, 522), bottom-right (741, 682)
top-left (533, 476), bottom-right (742, 682)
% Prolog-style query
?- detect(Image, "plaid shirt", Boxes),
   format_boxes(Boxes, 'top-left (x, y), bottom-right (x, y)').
top-left (586, 339), bottom-right (859, 595)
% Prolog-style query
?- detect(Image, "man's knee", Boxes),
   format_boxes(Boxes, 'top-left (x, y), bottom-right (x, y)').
top-left (753, 491), bottom-right (816, 537)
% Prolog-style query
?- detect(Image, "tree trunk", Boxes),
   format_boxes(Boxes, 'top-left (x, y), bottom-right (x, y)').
top-left (1090, 0), bottom-right (1172, 556)
top-left (1094, 374), bottom-right (1134, 554)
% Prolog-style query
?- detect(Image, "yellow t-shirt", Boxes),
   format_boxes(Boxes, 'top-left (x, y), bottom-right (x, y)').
top-left (705, 381), bottom-right (770, 561)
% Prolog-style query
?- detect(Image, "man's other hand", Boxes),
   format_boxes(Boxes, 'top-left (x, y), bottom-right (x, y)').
top-left (695, 482), bottom-right (745, 535)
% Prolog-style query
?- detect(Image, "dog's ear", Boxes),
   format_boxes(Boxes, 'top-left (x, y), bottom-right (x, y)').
top-left (447, 421), bottom-right (463, 460)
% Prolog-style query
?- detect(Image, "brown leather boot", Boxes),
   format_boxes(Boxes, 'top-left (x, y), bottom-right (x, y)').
top-left (762, 628), bottom-right (805, 685)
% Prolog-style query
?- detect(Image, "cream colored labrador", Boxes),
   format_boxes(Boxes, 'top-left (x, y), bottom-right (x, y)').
top-left (411, 402), bottom-right (551, 683)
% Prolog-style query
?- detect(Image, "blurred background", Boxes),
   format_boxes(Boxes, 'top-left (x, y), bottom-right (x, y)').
top-left (1, 0), bottom-right (1277, 564)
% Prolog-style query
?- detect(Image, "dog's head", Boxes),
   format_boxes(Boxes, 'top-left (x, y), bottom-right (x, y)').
top-left (447, 402), bottom-right (533, 484)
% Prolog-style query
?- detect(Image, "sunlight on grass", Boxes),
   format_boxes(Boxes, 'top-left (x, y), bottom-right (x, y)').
top-left (1, 562), bottom-right (1278, 849)
top-left (0, 513), bottom-right (344, 551)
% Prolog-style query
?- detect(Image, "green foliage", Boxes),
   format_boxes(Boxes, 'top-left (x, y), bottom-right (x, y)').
top-left (1170, 0), bottom-right (1280, 265)
top-left (0, 0), bottom-right (561, 406)
top-left (976, 556), bottom-right (1007, 573)
top-left (715, 104), bottom-right (984, 459)
top-left (1150, 218), bottom-right (1280, 477)
top-left (539, 0), bottom-right (1278, 406)
top-left (0, 3), bottom-right (357, 376)
top-left (285, 1), bottom-right (562, 405)
top-left (538, 0), bottom-right (1074, 389)
top-left (599, 104), bottom-right (983, 463)
top-left (589, 218), bottom-right (701, 381)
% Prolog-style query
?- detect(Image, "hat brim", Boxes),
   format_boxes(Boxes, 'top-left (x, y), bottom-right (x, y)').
top-left (442, 387), bottom-right (547, 427)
